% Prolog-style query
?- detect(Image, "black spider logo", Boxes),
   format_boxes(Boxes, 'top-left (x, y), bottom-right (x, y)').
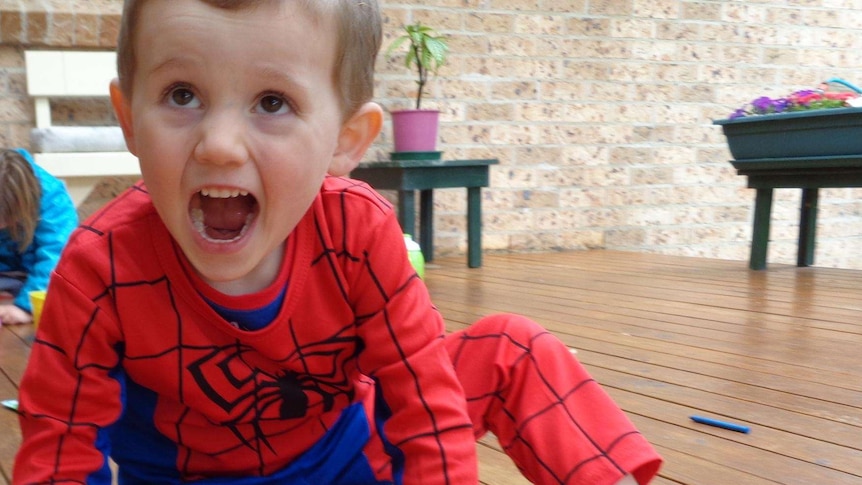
top-left (187, 337), bottom-right (361, 424)
top-left (269, 370), bottom-right (335, 419)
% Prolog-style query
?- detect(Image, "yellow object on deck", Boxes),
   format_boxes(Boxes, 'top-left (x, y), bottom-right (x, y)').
top-left (29, 290), bottom-right (46, 328)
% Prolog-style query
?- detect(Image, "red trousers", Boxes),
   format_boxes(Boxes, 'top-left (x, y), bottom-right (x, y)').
top-left (446, 314), bottom-right (662, 485)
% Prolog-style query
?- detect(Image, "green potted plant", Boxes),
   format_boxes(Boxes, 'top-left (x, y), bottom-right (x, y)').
top-left (385, 21), bottom-right (449, 155)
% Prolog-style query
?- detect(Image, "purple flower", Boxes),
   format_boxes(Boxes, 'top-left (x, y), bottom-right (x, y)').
top-left (749, 96), bottom-right (792, 114)
top-left (750, 96), bottom-right (775, 114)
top-left (728, 108), bottom-right (748, 120)
top-left (772, 98), bottom-right (791, 112)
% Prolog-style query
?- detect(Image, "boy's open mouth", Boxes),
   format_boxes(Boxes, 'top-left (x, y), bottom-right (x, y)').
top-left (190, 188), bottom-right (258, 243)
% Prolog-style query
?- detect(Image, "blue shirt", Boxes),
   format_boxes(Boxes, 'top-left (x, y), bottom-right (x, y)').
top-left (0, 148), bottom-right (78, 312)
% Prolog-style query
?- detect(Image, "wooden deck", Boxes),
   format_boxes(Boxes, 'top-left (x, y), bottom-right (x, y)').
top-left (2, 250), bottom-right (861, 484)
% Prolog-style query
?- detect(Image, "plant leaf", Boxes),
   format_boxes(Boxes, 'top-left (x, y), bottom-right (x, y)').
top-left (424, 37), bottom-right (449, 69)
top-left (384, 36), bottom-right (410, 58)
top-left (384, 22), bottom-right (450, 107)
top-left (404, 48), bottom-right (417, 70)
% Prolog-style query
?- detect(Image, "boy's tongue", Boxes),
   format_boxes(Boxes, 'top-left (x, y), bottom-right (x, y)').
top-left (200, 195), bottom-right (254, 240)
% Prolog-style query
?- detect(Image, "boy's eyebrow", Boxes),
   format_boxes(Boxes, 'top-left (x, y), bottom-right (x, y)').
top-left (255, 65), bottom-right (313, 97)
top-left (148, 57), bottom-right (313, 97)
top-left (147, 55), bottom-right (198, 77)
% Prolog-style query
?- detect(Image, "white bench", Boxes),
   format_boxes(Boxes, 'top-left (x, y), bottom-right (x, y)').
top-left (25, 50), bottom-right (140, 206)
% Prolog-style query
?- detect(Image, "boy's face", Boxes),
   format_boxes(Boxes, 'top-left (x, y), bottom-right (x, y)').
top-left (113, 0), bottom-right (353, 294)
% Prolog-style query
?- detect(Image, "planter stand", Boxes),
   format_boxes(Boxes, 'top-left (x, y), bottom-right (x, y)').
top-left (731, 156), bottom-right (862, 270)
top-left (716, 108), bottom-right (862, 270)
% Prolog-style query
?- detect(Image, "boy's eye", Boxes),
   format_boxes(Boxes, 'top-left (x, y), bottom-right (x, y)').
top-left (167, 86), bottom-right (200, 108)
top-left (257, 94), bottom-right (289, 115)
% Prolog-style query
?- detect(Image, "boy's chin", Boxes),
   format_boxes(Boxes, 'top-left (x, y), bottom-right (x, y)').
top-left (180, 238), bottom-right (253, 280)
top-left (193, 262), bottom-right (263, 294)
top-left (182, 237), bottom-right (286, 295)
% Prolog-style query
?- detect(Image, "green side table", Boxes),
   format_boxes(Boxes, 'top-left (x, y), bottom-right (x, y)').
top-left (350, 158), bottom-right (498, 268)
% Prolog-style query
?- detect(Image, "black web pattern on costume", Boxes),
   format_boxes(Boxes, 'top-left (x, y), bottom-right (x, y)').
top-left (27, 180), bottom-right (467, 483)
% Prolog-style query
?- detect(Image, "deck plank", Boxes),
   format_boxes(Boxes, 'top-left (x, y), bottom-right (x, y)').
top-left (0, 327), bottom-right (28, 485)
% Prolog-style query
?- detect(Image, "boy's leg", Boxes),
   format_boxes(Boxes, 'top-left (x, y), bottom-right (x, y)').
top-left (444, 313), bottom-right (661, 485)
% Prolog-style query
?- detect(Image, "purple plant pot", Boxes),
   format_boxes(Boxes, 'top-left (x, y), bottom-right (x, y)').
top-left (391, 109), bottom-right (440, 152)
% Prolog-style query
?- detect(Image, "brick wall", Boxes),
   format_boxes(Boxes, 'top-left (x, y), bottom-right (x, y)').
top-left (3, 0), bottom-right (862, 268)
top-left (375, 0), bottom-right (862, 269)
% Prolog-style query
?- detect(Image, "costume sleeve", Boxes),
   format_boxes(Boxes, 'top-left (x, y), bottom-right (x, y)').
top-left (12, 149), bottom-right (78, 313)
top-left (14, 264), bottom-right (122, 484)
top-left (346, 209), bottom-right (478, 484)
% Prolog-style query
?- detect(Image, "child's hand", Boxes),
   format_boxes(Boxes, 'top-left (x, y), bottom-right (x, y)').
top-left (0, 303), bottom-right (33, 326)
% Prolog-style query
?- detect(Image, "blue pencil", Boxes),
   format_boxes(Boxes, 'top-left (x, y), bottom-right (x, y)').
top-left (690, 415), bottom-right (751, 433)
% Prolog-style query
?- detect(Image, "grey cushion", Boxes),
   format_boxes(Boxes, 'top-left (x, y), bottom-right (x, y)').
top-left (30, 126), bottom-right (127, 153)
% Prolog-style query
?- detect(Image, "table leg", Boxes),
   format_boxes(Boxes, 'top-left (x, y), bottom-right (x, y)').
top-left (419, 189), bottom-right (434, 262)
top-left (398, 190), bottom-right (415, 240)
top-left (797, 188), bottom-right (818, 267)
top-left (749, 188), bottom-right (773, 270)
top-left (467, 187), bottom-right (482, 268)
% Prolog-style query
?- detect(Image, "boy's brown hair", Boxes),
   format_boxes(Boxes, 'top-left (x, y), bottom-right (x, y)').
top-left (0, 150), bottom-right (42, 252)
top-left (115, 0), bottom-right (382, 118)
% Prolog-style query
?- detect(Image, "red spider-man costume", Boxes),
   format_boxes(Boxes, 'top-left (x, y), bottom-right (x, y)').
top-left (14, 177), bottom-right (661, 484)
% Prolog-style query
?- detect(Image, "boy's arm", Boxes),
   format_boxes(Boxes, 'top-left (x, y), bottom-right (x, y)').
top-left (349, 214), bottom-right (478, 484)
top-left (14, 272), bottom-right (121, 484)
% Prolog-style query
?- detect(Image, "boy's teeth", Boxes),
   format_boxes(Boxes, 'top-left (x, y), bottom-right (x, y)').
top-left (200, 188), bottom-right (249, 198)
top-left (191, 207), bottom-right (205, 232)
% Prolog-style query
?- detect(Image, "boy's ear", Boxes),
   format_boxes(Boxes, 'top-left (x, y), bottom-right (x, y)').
top-left (109, 78), bottom-right (137, 155)
top-left (328, 102), bottom-right (383, 176)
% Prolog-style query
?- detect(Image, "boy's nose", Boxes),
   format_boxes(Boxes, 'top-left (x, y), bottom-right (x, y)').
top-left (193, 110), bottom-right (249, 166)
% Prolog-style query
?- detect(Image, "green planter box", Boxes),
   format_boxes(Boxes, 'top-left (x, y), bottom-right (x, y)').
top-left (713, 107), bottom-right (862, 160)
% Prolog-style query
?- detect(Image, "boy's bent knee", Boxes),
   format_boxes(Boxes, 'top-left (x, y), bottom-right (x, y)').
top-left (470, 313), bottom-right (549, 341)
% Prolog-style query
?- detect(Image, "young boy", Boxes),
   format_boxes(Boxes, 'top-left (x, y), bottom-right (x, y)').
top-left (14, 1), bottom-right (662, 484)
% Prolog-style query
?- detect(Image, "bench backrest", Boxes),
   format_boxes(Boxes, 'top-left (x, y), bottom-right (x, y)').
top-left (25, 50), bottom-right (118, 129)
top-left (24, 50), bottom-right (139, 207)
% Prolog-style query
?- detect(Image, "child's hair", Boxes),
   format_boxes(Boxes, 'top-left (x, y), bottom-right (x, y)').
top-left (0, 149), bottom-right (41, 252)
top-left (116, 0), bottom-right (382, 118)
